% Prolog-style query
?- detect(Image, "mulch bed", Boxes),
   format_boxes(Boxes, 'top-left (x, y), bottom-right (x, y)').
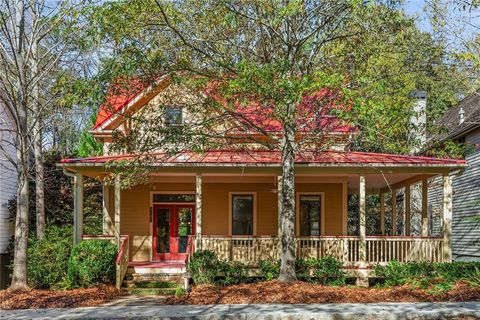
top-left (166, 281), bottom-right (480, 304)
top-left (0, 285), bottom-right (122, 309)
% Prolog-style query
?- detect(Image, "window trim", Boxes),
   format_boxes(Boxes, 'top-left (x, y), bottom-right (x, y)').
top-left (165, 106), bottom-right (183, 126)
top-left (296, 192), bottom-right (325, 236)
top-left (229, 192), bottom-right (257, 236)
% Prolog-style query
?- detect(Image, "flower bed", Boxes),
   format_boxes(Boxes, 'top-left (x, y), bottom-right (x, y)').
top-left (0, 285), bottom-right (121, 309)
top-left (165, 280), bottom-right (480, 304)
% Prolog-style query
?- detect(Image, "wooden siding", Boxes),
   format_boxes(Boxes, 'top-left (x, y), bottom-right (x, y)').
top-left (0, 106), bottom-right (16, 254)
top-left (428, 127), bottom-right (480, 261)
top-left (110, 180), bottom-right (345, 261)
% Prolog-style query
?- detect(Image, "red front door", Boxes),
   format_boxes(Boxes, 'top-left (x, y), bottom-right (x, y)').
top-left (152, 204), bottom-right (195, 261)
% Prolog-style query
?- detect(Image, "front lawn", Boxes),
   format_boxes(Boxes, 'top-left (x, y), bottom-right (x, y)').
top-left (165, 280), bottom-right (480, 304)
top-left (0, 285), bottom-right (121, 309)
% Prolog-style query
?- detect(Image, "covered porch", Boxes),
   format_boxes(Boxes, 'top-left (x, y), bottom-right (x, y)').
top-left (59, 150), bottom-right (465, 274)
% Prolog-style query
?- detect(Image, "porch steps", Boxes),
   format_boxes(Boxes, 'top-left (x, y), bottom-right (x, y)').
top-left (124, 267), bottom-right (187, 296)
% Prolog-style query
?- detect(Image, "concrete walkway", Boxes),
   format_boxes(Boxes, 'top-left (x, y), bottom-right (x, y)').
top-left (1, 302), bottom-right (479, 319)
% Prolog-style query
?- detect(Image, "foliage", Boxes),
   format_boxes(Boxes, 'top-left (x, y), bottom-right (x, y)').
top-left (464, 267), bottom-right (480, 288)
top-left (66, 240), bottom-right (117, 288)
top-left (258, 259), bottom-right (280, 281)
top-left (188, 250), bottom-right (249, 286)
top-left (374, 261), bottom-right (480, 289)
top-left (296, 257), bottom-right (346, 285)
top-left (217, 261), bottom-right (249, 286)
top-left (187, 250), bottom-right (223, 285)
top-left (27, 226), bottom-right (73, 289)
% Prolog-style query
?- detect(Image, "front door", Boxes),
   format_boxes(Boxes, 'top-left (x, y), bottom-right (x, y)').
top-left (153, 204), bottom-right (195, 261)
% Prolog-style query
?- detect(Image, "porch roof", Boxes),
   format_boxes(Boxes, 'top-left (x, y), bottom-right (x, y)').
top-left (59, 150), bottom-right (466, 168)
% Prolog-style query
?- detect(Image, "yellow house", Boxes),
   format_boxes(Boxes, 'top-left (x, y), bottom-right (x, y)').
top-left (59, 76), bottom-right (466, 287)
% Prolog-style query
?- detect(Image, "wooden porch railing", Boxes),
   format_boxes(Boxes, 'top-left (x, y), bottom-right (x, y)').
top-left (200, 235), bottom-right (445, 265)
top-left (115, 235), bottom-right (129, 289)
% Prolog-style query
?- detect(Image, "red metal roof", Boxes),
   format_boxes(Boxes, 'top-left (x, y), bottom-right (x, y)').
top-left (60, 150), bottom-right (466, 166)
top-left (93, 78), bottom-right (357, 134)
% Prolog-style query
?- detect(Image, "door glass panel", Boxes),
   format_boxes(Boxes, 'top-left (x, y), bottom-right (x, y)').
top-left (177, 207), bottom-right (193, 253)
top-left (156, 208), bottom-right (170, 253)
top-left (300, 195), bottom-right (321, 236)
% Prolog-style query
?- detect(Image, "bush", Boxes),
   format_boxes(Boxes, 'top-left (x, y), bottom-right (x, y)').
top-left (67, 239), bottom-right (117, 288)
top-left (188, 250), bottom-right (249, 286)
top-left (187, 250), bottom-right (223, 285)
top-left (218, 261), bottom-right (249, 286)
top-left (296, 256), bottom-right (345, 285)
top-left (374, 261), bottom-right (480, 288)
top-left (27, 226), bottom-right (73, 289)
top-left (258, 259), bottom-right (280, 281)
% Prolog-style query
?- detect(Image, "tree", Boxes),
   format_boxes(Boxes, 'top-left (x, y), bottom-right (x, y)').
top-left (0, 0), bottom-right (89, 289)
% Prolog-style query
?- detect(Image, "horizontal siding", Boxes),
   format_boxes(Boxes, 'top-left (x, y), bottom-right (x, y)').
top-left (0, 106), bottom-right (16, 253)
top-left (429, 128), bottom-right (480, 261)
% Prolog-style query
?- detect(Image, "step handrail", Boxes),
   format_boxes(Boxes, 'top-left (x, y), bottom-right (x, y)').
top-left (115, 235), bottom-right (129, 289)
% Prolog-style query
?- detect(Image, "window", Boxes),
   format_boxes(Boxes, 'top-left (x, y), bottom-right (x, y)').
top-left (153, 194), bottom-right (195, 203)
top-left (231, 194), bottom-right (254, 235)
top-left (165, 107), bottom-right (182, 125)
top-left (299, 195), bottom-right (321, 236)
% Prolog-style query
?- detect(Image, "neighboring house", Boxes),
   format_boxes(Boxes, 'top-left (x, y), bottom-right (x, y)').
top-left (59, 76), bottom-right (466, 288)
top-left (0, 104), bottom-right (16, 289)
top-left (427, 90), bottom-right (480, 261)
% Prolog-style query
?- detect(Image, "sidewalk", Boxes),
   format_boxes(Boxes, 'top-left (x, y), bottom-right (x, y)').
top-left (1, 301), bottom-right (479, 319)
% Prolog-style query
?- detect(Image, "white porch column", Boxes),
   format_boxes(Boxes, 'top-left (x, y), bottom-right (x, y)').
top-left (73, 173), bottom-right (84, 245)
top-left (195, 174), bottom-right (202, 250)
top-left (405, 185), bottom-right (411, 236)
top-left (114, 175), bottom-right (121, 248)
top-left (359, 176), bottom-right (366, 264)
top-left (392, 189), bottom-right (397, 236)
top-left (442, 174), bottom-right (453, 262)
top-left (380, 193), bottom-right (385, 235)
top-left (421, 179), bottom-right (429, 236)
top-left (102, 180), bottom-right (111, 235)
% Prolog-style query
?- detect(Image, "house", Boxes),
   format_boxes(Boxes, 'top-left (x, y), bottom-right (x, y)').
top-left (59, 76), bottom-right (466, 288)
top-left (427, 90), bottom-right (480, 261)
top-left (0, 103), bottom-right (16, 289)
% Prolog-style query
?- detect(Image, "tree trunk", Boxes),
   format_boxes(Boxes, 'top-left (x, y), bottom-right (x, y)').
top-left (34, 120), bottom-right (45, 239)
top-left (31, 28), bottom-right (45, 240)
top-left (278, 119), bottom-right (297, 282)
top-left (11, 132), bottom-right (29, 290)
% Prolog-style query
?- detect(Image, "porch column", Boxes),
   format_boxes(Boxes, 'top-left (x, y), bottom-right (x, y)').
top-left (195, 174), bottom-right (202, 250)
top-left (392, 189), bottom-right (397, 236)
top-left (359, 176), bottom-right (366, 264)
top-left (442, 174), bottom-right (453, 262)
top-left (102, 180), bottom-right (111, 235)
top-left (405, 185), bottom-right (411, 236)
top-left (73, 173), bottom-right (84, 246)
top-left (114, 175), bottom-right (121, 248)
top-left (421, 179), bottom-right (429, 236)
top-left (380, 193), bottom-right (385, 235)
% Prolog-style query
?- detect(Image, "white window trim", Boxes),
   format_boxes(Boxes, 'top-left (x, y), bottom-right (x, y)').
top-left (229, 192), bottom-right (257, 236)
top-left (296, 192), bottom-right (325, 236)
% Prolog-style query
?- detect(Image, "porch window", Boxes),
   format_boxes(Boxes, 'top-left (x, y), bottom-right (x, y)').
top-left (300, 195), bottom-right (321, 236)
top-left (231, 194), bottom-right (254, 235)
top-left (165, 107), bottom-right (183, 125)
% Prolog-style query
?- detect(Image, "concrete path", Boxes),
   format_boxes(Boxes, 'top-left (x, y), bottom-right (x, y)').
top-left (1, 302), bottom-right (479, 320)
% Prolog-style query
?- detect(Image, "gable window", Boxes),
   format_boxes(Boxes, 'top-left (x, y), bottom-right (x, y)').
top-left (165, 107), bottom-right (182, 125)
top-left (231, 194), bottom-right (254, 235)
top-left (299, 195), bottom-right (322, 236)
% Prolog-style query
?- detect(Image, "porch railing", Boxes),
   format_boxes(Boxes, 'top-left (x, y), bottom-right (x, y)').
top-left (115, 235), bottom-right (129, 289)
top-left (200, 235), bottom-right (444, 265)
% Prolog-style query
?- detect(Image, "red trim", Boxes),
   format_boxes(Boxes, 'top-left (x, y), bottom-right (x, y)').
top-left (116, 235), bottom-right (129, 264)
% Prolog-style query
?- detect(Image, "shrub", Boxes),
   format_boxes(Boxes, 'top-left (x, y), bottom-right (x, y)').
top-left (187, 250), bottom-right (223, 285)
top-left (67, 239), bottom-right (117, 288)
top-left (218, 261), bottom-right (248, 286)
top-left (374, 261), bottom-right (480, 289)
top-left (27, 226), bottom-right (72, 289)
top-left (308, 256), bottom-right (346, 285)
top-left (258, 259), bottom-right (280, 281)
